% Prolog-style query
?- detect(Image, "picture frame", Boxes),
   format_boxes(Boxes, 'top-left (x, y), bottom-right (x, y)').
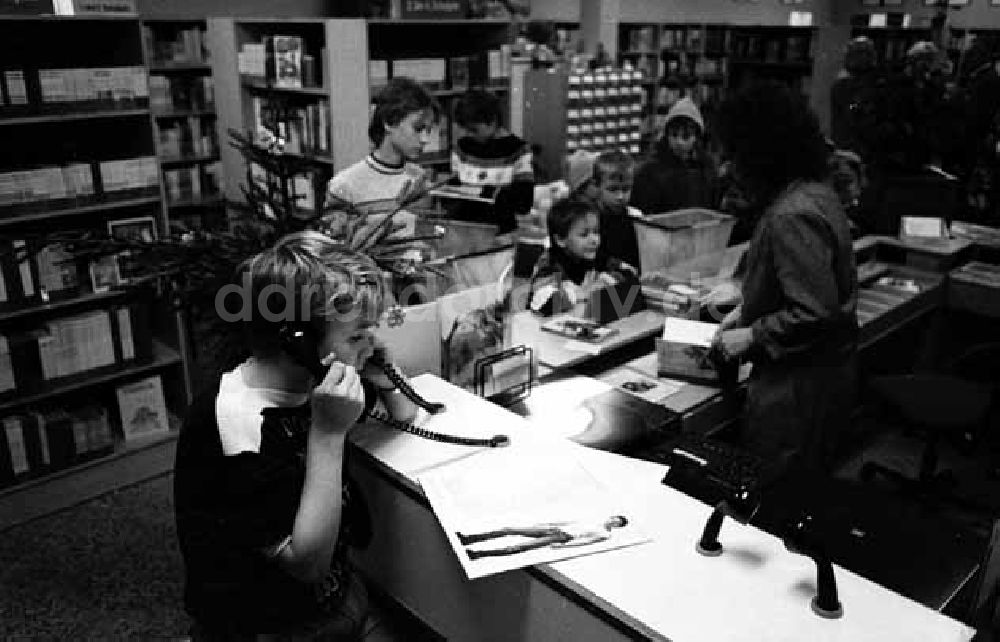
top-left (106, 216), bottom-right (157, 284)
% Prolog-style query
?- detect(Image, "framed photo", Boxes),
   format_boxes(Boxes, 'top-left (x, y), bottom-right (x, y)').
top-left (107, 216), bottom-right (157, 284)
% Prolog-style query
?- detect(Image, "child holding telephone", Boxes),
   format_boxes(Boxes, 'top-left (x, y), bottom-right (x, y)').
top-left (174, 231), bottom-right (418, 640)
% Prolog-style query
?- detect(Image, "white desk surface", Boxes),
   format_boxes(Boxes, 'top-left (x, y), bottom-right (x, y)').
top-left (350, 374), bottom-right (975, 642)
top-left (511, 309), bottom-right (664, 370)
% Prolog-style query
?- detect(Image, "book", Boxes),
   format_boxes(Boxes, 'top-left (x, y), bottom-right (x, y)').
top-left (116, 375), bottom-right (169, 441)
top-left (270, 36), bottom-right (303, 89)
top-left (2, 416), bottom-right (29, 476)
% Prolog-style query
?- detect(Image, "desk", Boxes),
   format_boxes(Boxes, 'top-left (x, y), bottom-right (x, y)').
top-left (511, 309), bottom-right (664, 371)
top-left (854, 235), bottom-right (973, 273)
top-left (949, 261), bottom-right (1000, 319)
top-left (348, 375), bottom-right (974, 642)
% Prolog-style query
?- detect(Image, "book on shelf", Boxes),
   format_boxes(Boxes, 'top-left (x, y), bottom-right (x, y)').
top-left (268, 35), bottom-right (304, 89)
top-left (35, 242), bottom-right (79, 302)
top-left (448, 57), bottom-right (470, 91)
top-left (238, 43), bottom-right (267, 79)
top-left (116, 374), bottom-right (169, 442)
top-left (2, 70), bottom-right (29, 106)
top-left (369, 60), bottom-right (389, 90)
top-left (144, 25), bottom-right (207, 66)
top-left (0, 336), bottom-right (13, 394)
top-left (393, 59), bottom-right (447, 89)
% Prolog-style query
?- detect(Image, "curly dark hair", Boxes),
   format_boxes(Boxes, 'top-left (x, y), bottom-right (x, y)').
top-left (715, 81), bottom-right (830, 206)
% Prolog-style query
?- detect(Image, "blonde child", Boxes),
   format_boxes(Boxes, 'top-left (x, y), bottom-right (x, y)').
top-left (174, 231), bottom-right (418, 639)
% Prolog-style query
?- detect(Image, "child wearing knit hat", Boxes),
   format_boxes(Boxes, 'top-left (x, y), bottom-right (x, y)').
top-left (630, 97), bottom-right (720, 216)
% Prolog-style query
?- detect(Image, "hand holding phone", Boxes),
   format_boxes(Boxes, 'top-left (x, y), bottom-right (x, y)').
top-left (311, 361), bottom-right (366, 433)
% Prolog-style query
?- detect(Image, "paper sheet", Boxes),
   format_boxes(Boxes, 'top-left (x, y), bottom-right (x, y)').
top-left (419, 442), bottom-right (651, 579)
top-left (662, 317), bottom-right (718, 347)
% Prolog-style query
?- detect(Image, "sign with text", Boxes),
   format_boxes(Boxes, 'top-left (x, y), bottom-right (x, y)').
top-left (401, 0), bottom-right (466, 19)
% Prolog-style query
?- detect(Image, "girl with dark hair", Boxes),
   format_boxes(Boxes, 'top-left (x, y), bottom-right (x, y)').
top-left (528, 198), bottom-right (637, 316)
top-left (711, 82), bottom-right (859, 475)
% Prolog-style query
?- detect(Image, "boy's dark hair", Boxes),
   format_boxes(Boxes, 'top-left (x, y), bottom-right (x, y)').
top-left (547, 196), bottom-right (596, 242)
top-left (593, 150), bottom-right (635, 186)
top-left (234, 231), bottom-right (386, 356)
top-left (368, 77), bottom-right (440, 147)
top-left (453, 89), bottom-right (502, 130)
top-left (715, 81), bottom-right (829, 205)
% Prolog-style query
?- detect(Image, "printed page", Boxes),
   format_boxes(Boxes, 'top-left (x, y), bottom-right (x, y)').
top-left (419, 441), bottom-right (651, 579)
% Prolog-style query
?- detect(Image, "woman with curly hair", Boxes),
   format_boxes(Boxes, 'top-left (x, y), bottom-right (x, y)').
top-left (711, 82), bottom-right (859, 476)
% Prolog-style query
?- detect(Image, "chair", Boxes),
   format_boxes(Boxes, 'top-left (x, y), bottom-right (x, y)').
top-left (860, 342), bottom-right (1000, 499)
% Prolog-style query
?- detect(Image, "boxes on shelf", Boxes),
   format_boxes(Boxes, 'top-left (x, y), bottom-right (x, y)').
top-left (392, 58), bottom-right (447, 89)
top-left (144, 24), bottom-right (207, 65)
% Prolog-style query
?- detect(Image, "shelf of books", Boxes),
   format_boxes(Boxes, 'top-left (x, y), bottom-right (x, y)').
top-left (143, 18), bottom-right (225, 231)
top-left (208, 17), bottom-right (515, 214)
top-left (366, 18), bottom-right (514, 178)
top-left (0, 14), bottom-right (193, 529)
top-left (618, 22), bottom-right (815, 154)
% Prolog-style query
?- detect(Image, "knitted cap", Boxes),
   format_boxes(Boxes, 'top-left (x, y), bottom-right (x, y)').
top-left (906, 40), bottom-right (938, 61)
top-left (566, 149), bottom-right (600, 192)
top-left (664, 97), bottom-right (705, 133)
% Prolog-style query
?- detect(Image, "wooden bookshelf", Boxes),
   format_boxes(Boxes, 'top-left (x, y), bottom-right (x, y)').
top-left (618, 22), bottom-right (816, 154)
top-left (241, 80), bottom-right (329, 96)
top-left (0, 341), bottom-right (182, 416)
top-left (0, 289), bottom-right (128, 325)
top-left (0, 423), bottom-right (178, 530)
top-left (0, 108), bottom-right (150, 127)
top-left (143, 17), bottom-right (225, 231)
top-left (0, 15), bottom-right (193, 522)
top-left (0, 190), bottom-right (162, 228)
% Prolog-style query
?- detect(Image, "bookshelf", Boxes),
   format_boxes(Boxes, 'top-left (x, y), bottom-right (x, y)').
top-left (208, 17), bottom-right (515, 210)
top-left (618, 22), bottom-right (815, 154)
top-left (142, 18), bottom-right (225, 231)
top-left (0, 14), bottom-right (193, 530)
top-left (366, 18), bottom-right (515, 178)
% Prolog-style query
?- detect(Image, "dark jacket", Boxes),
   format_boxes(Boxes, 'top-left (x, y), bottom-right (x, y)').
top-left (528, 246), bottom-right (637, 316)
top-left (741, 181), bottom-right (858, 367)
top-left (595, 204), bottom-right (642, 275)
top-left (630, 140), bottom-right (719, 215)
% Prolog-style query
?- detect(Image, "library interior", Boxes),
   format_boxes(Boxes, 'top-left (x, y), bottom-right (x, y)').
top-left (3, 0), bottom-right (1000, 639)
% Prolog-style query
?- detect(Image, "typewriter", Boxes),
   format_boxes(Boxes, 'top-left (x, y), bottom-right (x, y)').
top-left (644, 434), bottom-right (768, 506)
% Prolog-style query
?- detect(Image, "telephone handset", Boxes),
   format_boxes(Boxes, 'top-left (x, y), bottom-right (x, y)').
top-left (277, 324), bottom-right (509, 448)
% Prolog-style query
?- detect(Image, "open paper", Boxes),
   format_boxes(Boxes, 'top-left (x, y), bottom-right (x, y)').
top-left (419, 442), bottom-right (650, 579)
top-left (662, 317), bottom-right (717, 347)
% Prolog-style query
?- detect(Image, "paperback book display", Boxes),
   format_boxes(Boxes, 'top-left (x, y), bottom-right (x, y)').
top-left (115, 374), bottom-right (169, 442)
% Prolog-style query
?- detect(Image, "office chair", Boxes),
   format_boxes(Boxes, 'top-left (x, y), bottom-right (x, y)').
top-left (860, 342), bottom-right (1000, 499)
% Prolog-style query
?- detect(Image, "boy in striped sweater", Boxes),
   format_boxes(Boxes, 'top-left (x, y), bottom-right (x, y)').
top-left (448, 89), bottom-right (535, 235)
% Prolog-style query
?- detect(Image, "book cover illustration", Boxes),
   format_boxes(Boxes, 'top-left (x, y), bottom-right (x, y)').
top-left (419, 443), bottom-right (650, 579)
top-left (116, 375), bottom-right (168, 441)
top-left (596, 365), bottom-right (681, 404)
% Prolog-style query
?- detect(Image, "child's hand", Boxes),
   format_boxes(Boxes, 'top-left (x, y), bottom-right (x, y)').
top-left (530, 284), bottom-right (559, 312)
top-left (311, 361), bottom-right (366, 433)
top-left (599, 272), bottom-right (619, 287)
